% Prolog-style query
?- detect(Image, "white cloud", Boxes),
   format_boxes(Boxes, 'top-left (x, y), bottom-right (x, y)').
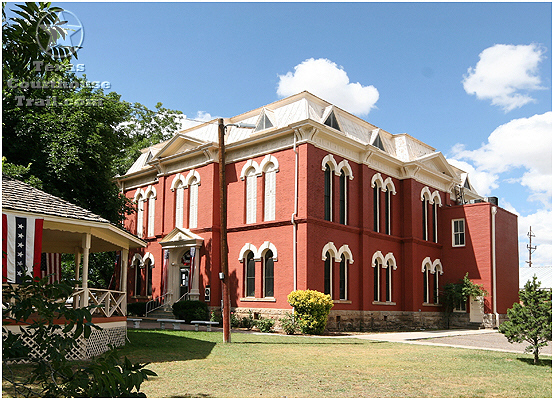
top-left (276, 58), bottom-right (379, 116)
top-left (517, 209), bottom-right (552, 267)
top-left (462, 43), bottom-right (546, 112)
top-left (450, 112), bottom-right (552, 205)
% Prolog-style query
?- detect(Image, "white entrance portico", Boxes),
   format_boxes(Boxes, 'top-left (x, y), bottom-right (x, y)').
top-left (159, 227), bottom-right (204, 302)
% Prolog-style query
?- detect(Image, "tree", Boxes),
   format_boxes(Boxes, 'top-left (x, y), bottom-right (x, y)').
top-left (3, 2), bottom-right (183, 225)
top-left (2, 275), bottom-right (157, 397)
top-left (499, 275), bottom-right (552, 364)
top-left (287, 290), bottom-right (334, 335)
top-left (441, 273), bottom-right (488, 329)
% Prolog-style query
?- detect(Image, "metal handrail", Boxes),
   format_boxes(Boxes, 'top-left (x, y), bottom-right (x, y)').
top-left (145, 291), bottom-right (173, 316)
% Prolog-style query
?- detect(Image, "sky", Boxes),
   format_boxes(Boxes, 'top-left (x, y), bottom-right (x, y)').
top-left (6, 1), bottom-right (552, 270)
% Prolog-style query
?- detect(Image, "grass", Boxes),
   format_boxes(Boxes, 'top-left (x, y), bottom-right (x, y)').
top-left (116, 329), bottom-right (551, 398)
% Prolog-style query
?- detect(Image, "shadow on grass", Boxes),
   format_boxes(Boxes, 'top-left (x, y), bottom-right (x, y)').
top-left (120, 330), bottom-right (216, 363)
top-left (516, 357), bottom-right (552, 367)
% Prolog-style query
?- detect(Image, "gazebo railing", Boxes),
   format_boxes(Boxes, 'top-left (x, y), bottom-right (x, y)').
top-left (72, 288), bottom-right (127, 318)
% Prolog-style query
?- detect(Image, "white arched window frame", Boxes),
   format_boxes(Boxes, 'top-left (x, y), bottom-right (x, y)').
top-left (131, 253), bottom-right (143, 297)
top-left (171, 174), bottom-right (186, 229)
top-left (133, 189), bottom-right (145, 238)
top-left (337, 160), bottom-right (353, 226)
top-left (261, 155), bottom-right (279, 222)
top-left (261, 248), bottom-right (275, 298)
top-left (421, 257), bottom-right (435, 304)
top-left (244, 167), bottom-right (258, 224)
top-left (383, 252), bottom-right (398, 303)
top-left (431, 191), bottom-right (442, 243)
top-left (321, 242), bottom-right (338, 298)
top-left (384, 177), bottom-right (396, 235)
top-left (143, 252), bottom-right (155, 297)
top-left (337, 244), bottom-right (353, 300)
top-left (431, 259), bottom-right (443, 304)
top-left (372, 251), bottom-right (385, 302)
top-left (371, 173), bottom-right (385, 233)
top-left (322, 155), bottom-right (339, 222)
top-left (420, 187), bottom-right (433, 241)
top-left (188, 177), bottom-right (199, 229)
top-left (144, 186), bottom-right (156, 237)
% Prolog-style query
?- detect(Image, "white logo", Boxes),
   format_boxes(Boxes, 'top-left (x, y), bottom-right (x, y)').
top-left (36, 9), bottom-right (84, 59)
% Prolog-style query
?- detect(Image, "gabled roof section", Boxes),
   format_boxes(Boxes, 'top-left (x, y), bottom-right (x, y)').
top-left (253, 108), bottom-right (276, 133)
top-left (150, 133), bottom-right (208, 162)
top-left (159, 227), bottom-right (204, 248)
top-left (369, 129), bottom-right (386, 152)
top-left (322, 106), bottom-right (341, 131)
top-left (414, 152), bottom-right (457, 179)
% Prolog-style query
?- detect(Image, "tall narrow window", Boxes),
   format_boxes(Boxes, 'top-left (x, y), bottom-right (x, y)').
top-left (386, 261), bottom-right (392, 302)
top-left (245, 251), bottom-right (255, 297)
top-left (339, 170), bottom-right (347, 225)
top-left (432, 271), bottom-right (439, 304)
top-left (245, 169), bottom-right (257, 224)
top-left (264, 250), bottom-right (274, 297)
top-left (264, 168), bottom-right (276, 221)
top-left (147, 192), bottom-right (155, 237)
top-left (135, 261), bottom-right (142, 297)
top-left (175, 183), bottom-right (184, 229)
top-left (189, 177), bottom-right (199, 229)
top-left (385, 188), bottom-right (391, 235)
top-left (452, 219), bottom-right (466, 247)
top-left (145, 259), bottom-right (153, 297)
top-left (432, 203), bottom-right (438, 243)
top-left (373, 186), bottom-right (380, 232)
top-left (422, 199), bottom-right (429, 240)
top-left (324, 165), bottom-right (332, 221)
top-left (136, 195), bottom-right (144, 238)
top-left (324, 252), bottom-right (332, 296)
top-left (373, 259), bottom-right (380, 302)
top-left (423, 267), bottom-right (429, 303)
top-left (339, 254), bottom-right (347, 300)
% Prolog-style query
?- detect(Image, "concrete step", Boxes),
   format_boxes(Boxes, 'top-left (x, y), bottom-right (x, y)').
top-left (146, 309), bottom-right (176, 319)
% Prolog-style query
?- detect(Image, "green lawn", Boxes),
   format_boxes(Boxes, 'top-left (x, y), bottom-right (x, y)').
top-left (118, 329), bottom-right (551, 398)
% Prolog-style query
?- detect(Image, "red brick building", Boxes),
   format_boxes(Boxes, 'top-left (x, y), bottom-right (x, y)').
top-left (116, 91), bottom-right (519, 330)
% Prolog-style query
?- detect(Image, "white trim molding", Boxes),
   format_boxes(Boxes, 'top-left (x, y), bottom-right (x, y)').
top-left (184, 169), bottom-right (201, 188)
top-left (238, 243), bottom-right (257, 261)
top-left (337, 244), bottom-right (354, 264)
top-left (240, 159), bottom-right (261, 180)
top-left (256, 241), bottom-right (278, 261)
top-left (321, 242), bottom-right (339, 261)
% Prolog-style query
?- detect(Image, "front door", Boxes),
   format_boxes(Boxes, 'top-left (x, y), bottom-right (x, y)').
top-left (179, 250), bottom-right (191, 298)
top-left (469, 296), bottom-right (484, 323)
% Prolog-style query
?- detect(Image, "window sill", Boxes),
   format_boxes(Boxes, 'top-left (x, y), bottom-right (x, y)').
top-left (333, 300), bottom-right (352, 304)
top-left (239, 297), bottom-right (276, 302)
top-left (372, 301), bottom-right (396, 306)
top-left (422, 302), bottom-right (441, 307)
top-left (131, 296), bottom-right (151, 300)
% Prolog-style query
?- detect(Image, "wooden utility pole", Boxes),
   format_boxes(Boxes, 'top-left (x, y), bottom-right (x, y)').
top-left (526, 226), bottom-right (537, 268)
top-left (218, 118), bottom-right (231, 343)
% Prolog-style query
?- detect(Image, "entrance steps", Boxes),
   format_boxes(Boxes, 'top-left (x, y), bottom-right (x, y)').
top-left (146, 309), bottom-right (176, 319)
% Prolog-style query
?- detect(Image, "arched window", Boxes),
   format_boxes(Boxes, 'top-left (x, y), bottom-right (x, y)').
top-left (264, 164), bottom-right (277, 221)
top-left (385, 260), bottom-right (392, 302)
top-left (245, 251), bottom-right (255, 297)
top-left (136, 194), bottom-right (144, 238)
top-left (145, 258), bottom-right (153, 297)
top-left (145, 186), bottom-right (156, 237)
top-left (372, 173), bottom-right (384, 233)
top-left (133, 257), bottom-right (142, 297)
top-left (339, 170), bottom-right (347, 225)
top-left (324, 251), bottom-right (332, 296)
top-left (384, 178), bottom-right (396, 235)
top-left (431, 191), bottom-right (442, 243)
top-left (324, 164), bottom-right (332, 221)
top-left (189, 176), bottom-right (199, 229)
top-left (339, 254), bottom-right (347, 300)
top-left (264, 250), bottom-right (274, 297)
top-left (245, 168), bottom-right (257, 224)
top-left (373, 259), bottom-right (380, 302)
top-left (175, 182), bottom-right (184, 229)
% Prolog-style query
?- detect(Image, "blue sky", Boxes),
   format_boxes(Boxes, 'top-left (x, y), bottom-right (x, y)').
top-left (6, 2), bottom-right (552, 269)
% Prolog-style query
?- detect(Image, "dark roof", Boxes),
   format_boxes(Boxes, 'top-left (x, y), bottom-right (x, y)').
top-left (2, 175), bottom-right (110, 223)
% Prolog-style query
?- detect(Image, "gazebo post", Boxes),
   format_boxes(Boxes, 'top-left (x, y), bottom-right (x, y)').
top-left (120, 249), bottom-right (129, 314)
top-left (81, 233), bottom-right (91, 307)
top-left (73, 247), bottom-right (82, 309)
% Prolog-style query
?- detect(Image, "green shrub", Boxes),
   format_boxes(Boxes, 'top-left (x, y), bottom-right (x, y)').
top-left (230, 311), bottom-right (241, 328)
top-left (210, 310), bottom-right (223, 326)
top-left (287, 290), bottom-right (334, 335)
top-left (172, 300), bottom-right (209, 323)
top-left (279, 312), bottom-right (298, 335)
top-left (127, 301), bottom-right (148, 317)
top-left (240, 310), bottom-right (255, 330)
top-left (255, 318), bottom-right (275, 333)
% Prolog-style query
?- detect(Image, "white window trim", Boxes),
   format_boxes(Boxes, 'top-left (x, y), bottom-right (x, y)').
top-left (264, 168), bottom-right (276, 221)
top-left (189, 178), bottom-right (199, 229)
top-left (339, 254), bottom-right (348, 300)
top-left (245, 168), bottom-right (257, 224)
top-left (452, 219), bottom-right (466, 247)
top-left (175, 184), bottom-right (184, 229)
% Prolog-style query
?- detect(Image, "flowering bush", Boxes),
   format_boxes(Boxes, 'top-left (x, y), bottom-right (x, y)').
top-left (279, 312), bottom-right (298, 335)
top-left (287, 290), bottom-right (334, 335)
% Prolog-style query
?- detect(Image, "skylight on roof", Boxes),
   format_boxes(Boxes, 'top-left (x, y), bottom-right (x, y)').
top-left (372, 134), bottom-right (385, 151)
top-left (324, 111), bottom-right (341, 131)
top-left (254, 113), bottom-right (273, 132)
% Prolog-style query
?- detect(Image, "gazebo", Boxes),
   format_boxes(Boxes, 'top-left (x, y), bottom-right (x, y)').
top-left (2, 176), bottom-right (146, 359)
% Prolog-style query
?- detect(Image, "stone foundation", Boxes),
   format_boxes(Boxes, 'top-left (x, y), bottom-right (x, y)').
top-left (212, 306), bottom-right (484, 333)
